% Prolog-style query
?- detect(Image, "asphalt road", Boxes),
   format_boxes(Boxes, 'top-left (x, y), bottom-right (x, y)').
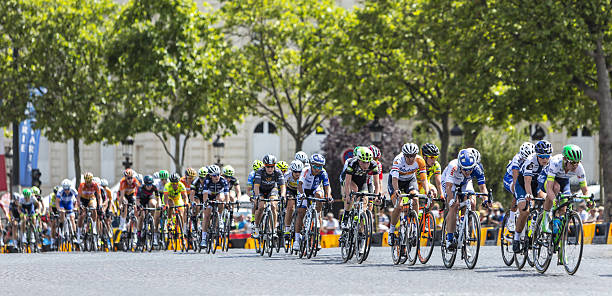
top-left (2, 245), bottom-right (612, 296)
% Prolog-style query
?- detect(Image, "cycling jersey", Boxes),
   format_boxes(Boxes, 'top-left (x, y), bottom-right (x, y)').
top-left (390, 153), bottom-right (427, 182)
top-left (180, 176), bottom-right (195, 192)
top-left (543, 154), bottom-right (586, 185)
top-left (441, 159), bottom-right (486, 196)
top-left (57, 188), bottom-right (78, 203)
top-left (514, 153), bottom-right (547, 201)
top-left (299, 167), bottom-right (329, 192)
top-left (154, 179), bottom-right (167, 193)
top-left (164, 182), bottom-right (187, 205)
top-left (284, 171), bottom-right (300, 191)
top-left (224, 175), bottom-right (240, 191)
top-left (78, 182), bottom-right (101, 200)
top-left (343, 158), bottom-right (379, 186)
top-left (368, 160), bottom-right (383, 180)
top-left (19, 196), bottom-right (37, 215)
top-left (253, 168), bottom-right (285, 193)
top-left (137, 184), bottom-right (159, 202)
top-left (204, 177), bottom-right (230, 195)
top-left (191, 177), bottom-right (208, 199)
top-left (119, 177), bottom-right (140, 196)
top-left (426, 161), bottom-right (442, 184)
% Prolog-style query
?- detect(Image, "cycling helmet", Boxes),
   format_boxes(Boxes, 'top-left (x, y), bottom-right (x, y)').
top-left (295, 151), bottom-right (309, 164)
top-left (563, 144), bottom-right (583, 162)
top-left (169, 173), bottom-right (180, 183)
top-left (458, 149), bottom-right (477, 170)
top-left (534, 140), bottom-right (552, 155)
top-left (143, 175), bottom-right (154, 185)
top-left (310, 153), bottom-right (325, 166)
top-left (208, 165), bottom-right (221, 175)
top-left (263, 154), bottom-right (277, 166)
top-left (22, 188), bottom-right (32, 198)
top-left (289, 160), bottom-right (303, 172)
top-left (368, 145), bottom-right (381, 160)
top-left (199, 166), bottom-right (209, 177)
top-left (61, 179), bottom-right (72, 190)
top-left (84, 172), bottom-right (94, 182)
top-left (421, 143), bottom-right (440, 157)
top-left (93, 177), bottom-right (101, 185)
top-left (358, 148), bottom-right (374, 162)
top-left (402, 143), bottom-right (419, 155)
top-left (53, 185), bottom-right (60, 195)
top-left (158, 170), bottom-right (169, 180)
top-left (123, 168), bottom-right (134, 177)
top-left (467, 148), bottom-right (481, 164)
top-left (252, 160), bottom-right (264, 171)
top-left (185, 167), bottom-right (197, 178)
top-left (100, 179), bottom-right (109, 187)
top-left (153, 172), bottom-right (160, 179)
top-left (519, 142), bottom-right (535, 159)
top-left (31, 186), bottom-right (40, 196)
top-left (353, 146), bottom-right (362, 158)
top-left (276, 161), bottom-right (288, 172)
top-left (222, 165), bottom-right (234, 177)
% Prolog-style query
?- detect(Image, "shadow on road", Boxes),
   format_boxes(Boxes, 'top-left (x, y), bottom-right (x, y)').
top-left (398, 265), bottom-right (448, 271)
top-left (497, 272), bottom-right (564, 278)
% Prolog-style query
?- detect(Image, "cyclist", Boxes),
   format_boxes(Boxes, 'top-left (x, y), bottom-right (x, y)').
top-left (295, 151), bottom-right (310, 169)
top-left (512, 140), bottom-right (552, 252)
top-left (155, 170), bottom-right (170, 193)
top-left (253, 154), bottom-right (286, 239)
top-left (136, 175), bottom-right (161, 246)
top-left (247, 160), bottom-right (264, 224)
top-left (57, 179), bottom-right (78, 243)
top-left (294, 153), bottom-right (332, 251)
top-left (164, 173), bottom-right (188, 233)
top-left (99, 179), bottom-right (116, 236)
top-left (222, 165), bottom-right (241, 202)
top-left (441, 149), bottom-right (490, 249)
top-left (340, 147), bottom-right (380, 228)
top-left (283, 160), bottom-right (304, 240)
top-left (368, 145), bottom-right (383, 194)
top-left (77, 172), bottom-right (102, 240)
top-left (276, 161), bottom-right (289, 175)
top-left (7, 193), bottom-right (22, 247)
top-left (200, 165), bottom-right (230, 248)
top-left (48, 185), bottom-right (61, 243)
top-left (421, 143), bottom-right (443, 199)
top-left (31, 186), bottom-right (46, 216)
top-left (119, 169), bottom-right (140, 231)
top-left (19, 188), bottom-right (41, 244)
top-left (190, 167), bottom-right (209, 205)
top-left (181, 167), bottom-right (197, 197)
top-left (387, 143), bottom-right (429, 246)
top-left (503, 142), bottom-right (535, 232)
top-left (538, 144), bottom-right (590, 233)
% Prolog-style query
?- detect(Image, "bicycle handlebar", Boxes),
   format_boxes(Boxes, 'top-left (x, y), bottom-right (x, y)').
top-left (349, 192), bottom-right (381, 198)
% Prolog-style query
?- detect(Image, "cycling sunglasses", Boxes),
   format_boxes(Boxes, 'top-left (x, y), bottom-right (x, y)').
top-left (312, 165), bottom-right (323, 170)
top-left (425, 155), bottom-right (438, 160)
top-left (403, 153), bottom-right (417, 159)
top-left (537, 154), bottom-right (550, 159)
top-left (210, 174), bottom-right (220, 177)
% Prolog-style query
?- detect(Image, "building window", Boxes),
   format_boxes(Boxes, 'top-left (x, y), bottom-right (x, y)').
top-left (268, 122), bottom-right (277, 134)
top-left (254, 121), bottom-right (277, 134)
top-left (582, 127), bottom-right (592, 137)
top-left (254, 122), bottom-right (264, 133)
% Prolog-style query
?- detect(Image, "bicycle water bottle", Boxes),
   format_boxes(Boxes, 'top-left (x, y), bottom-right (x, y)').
top-left (552, 217), bottom-right (561, 234)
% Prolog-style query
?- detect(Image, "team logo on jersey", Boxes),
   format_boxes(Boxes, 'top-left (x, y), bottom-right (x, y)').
top-left (266, 177), bottom-right (272, 182)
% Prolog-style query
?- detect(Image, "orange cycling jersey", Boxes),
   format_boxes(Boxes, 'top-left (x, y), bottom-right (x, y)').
top-left (120, 177), bottom-right (140, 196)
top-left (78, 182), bottom-right (101, 200)
top-left (180, 176), bottom-right (195, 191)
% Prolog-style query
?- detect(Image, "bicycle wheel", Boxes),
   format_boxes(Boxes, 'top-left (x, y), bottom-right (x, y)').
top-left (364, 210), bottom-right (374, 260)
top-left (418, 212), bottom-right (436, 264)
top-left (526, 211), bottom-right (539, 267)
top-left (356, 211), bottom-right (372, 264)
top-left (210, 212), bottom-right (219, 254)
top-left (532, 213), bottom-right (553, 274)
top-left (500, 214), bottom-right (515, 266)
top-left (340, 228), bottom-right (353, 263)
top-left (175, 214), bottom-right (187, 252)
top-left (223, 212), bottom-right (231, 252)
top-left (307, 211), bottom-right (319, 259)
top-left (275, 211), bottom-right (284, 254)
top-left (391, 222), bottom-right (402, 265)
top-left (463, 211), bottom-right (480, 269)
top-left (440, 217), bottom-right (457, 268)
top-left (144, 215), bottom-right (154, 252)
top-left (266, 212), bottom-right (274, 258)
top-left (190, 217), bottom-right (201, 253)
top-left (561, 212), bottom-right (583, 275)
top-left (406, 211), bottom-right (420, 265)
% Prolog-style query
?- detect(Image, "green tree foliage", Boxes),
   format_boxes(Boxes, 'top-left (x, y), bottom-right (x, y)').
top-left (220, 0), bottom-right (349, 151)
top-left (107, 0), bottom-right (244, 173)
top-left (26, 0), bottom-right (116, 180)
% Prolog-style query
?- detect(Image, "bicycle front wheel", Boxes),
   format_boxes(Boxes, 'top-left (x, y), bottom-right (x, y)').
top-left (406, 211), bottom-right (420, 266)
top-left (464, 211), bottom-right (481, 269)
top-left (356, 211), bottom-right (372, 264)
top-left (561, 212), bottom-right (583, 275)
top-left (418, 212), bottom-right (436, 264)
top-left (440, 217), bottom-right (457, 268)
top-left (532, 213), bottom-right (553, 274)
top-left (500, 213), bottom-right (515, 266)
top-left (266, 212), bottom-right (274, 258)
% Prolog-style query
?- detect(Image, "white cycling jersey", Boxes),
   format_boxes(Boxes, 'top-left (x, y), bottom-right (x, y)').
top-left (543, 154), bottom-right (586, 185)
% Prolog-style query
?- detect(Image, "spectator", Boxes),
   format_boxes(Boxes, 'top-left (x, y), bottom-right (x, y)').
top-left (490, 204), bottom-right (504, 227)
top-left (585, 207), bottom-right (598, 223)
top-left (231, 214), bottom-right (247, 234)
top-left (480, 209), bottom-right (490, 226)
top-left (378, 212), bottom-right (390, 232)
top-left (578, 203), bottom-right (588, 222)
top-left (245, 214), bottom-right (253, 234)
top-left (321, 213), bottom-right (339, 235)
top-left (597, 206), bottom-right (605, 222)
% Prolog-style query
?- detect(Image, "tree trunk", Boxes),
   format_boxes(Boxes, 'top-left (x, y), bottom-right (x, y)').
top-left (462, 121), bottom-right (481, 148)
top-left (73, 137), bottom-right (81, 184)
top-left (594, 40), bottom-right (612, 222)
top-left (439, 113), bottom-right (450, 166)
top-left (294, 133), bottom-right (304, 153)
top-left (173, 133), bottom-right (182, 174)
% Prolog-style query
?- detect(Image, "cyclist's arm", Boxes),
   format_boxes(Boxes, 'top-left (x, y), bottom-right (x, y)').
top-left (524, 175), bottom-right (534, 196)
top-left (545, 177), bottom-right (556, 200)
top-left (180, 190), bottom-right (188, 204)
top-left (234, 184), bottom-right (241, 200)
top-left (297, 181), bottom-right (305, 195)
top-left (279, 184), bottom-right (286, 199)
top-left (373, 174), bottom-right (380, 195)
top-left (392, 177), bottom-right (399, 195)
top-left (324, 184), bottom-right (332, 200)
top-left (510, 168), bottom-right (519, 194)
top-left (445, 182), bottom-right (454, 201)
top-left (434, 174), bottom-right (443, 199)
top-left (343, 173), bottom-right (353, 198)
top-left (253, 184), bottom-right (260, 198)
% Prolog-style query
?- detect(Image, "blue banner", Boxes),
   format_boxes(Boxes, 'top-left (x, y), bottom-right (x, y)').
top-left (19, 89), bottom-right (44, 187)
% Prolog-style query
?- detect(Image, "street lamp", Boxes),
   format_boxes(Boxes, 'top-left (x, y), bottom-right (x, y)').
top-left (212, 135), bottom-right (225, 167)
top-left (121, 136), bottom-right (134, 169)
top-left (368, 117), bottom-right (384, 146)
top-left (450, 124), bottom-right (464, 137)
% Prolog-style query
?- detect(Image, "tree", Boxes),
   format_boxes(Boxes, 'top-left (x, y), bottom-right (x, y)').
top-left (26, 0), bottom-right (116, 181)
top-left (321, 117), bottom-right (409, 200)
top-left (481, 1), bottom-right (612, 221)
top-left (220, 0), bottom-right (350, 151)
top-left (107, 0), bottom-right (244, 173)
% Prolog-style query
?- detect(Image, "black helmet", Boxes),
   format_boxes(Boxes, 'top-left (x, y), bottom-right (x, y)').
top-left (143, 175), bottom-right (154, 185)
top-left (262, 154), bottom-right (277, 165)
top-left (169, 173), bottom-right (180, 183)
top-left (421, 143), bottom-right (440, 157)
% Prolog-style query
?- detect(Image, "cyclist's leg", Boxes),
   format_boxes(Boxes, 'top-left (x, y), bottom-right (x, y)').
top-left (284, 191), bottom-right (296, 233)
top-left (269, 190), bottom-right (278, 229)
top-left (294, 195), bottom-right (308, 245)
top-left (514, 183), bottom-right (529, 248)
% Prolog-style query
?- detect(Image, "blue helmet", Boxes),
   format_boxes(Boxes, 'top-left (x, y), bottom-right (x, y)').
top-left (310, 153), bottom-right (325, 166)
top-left (143, 175), bottom-right (154, 185)
top-left (535, 140), bottom-right (553, 155)
top-left (457, 149), bottom-right (476, 170)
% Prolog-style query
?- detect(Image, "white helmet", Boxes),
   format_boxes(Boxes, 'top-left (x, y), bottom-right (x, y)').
top-left (100, 178), bottom-right (109, 187)
top-left (295, 151), bottom-right (309, 164)
top-left (467, 148), bottom-right (481, 164)
top-left (208, 165), bottom-right (221, 175)
top-left (61, 179), bottom-right (72, 190)
top-left (289, 160), bottom-right (304, 172)
top-left (519, 142), bottom-right (535, 159)
top-left (402, 143), bottom-right (419, 155)
top-left (93, 177), bottom-right (101, 185)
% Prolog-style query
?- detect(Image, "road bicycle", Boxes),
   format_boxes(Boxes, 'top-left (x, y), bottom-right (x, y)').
top-left (391, 192), bottom-right (425, 265)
